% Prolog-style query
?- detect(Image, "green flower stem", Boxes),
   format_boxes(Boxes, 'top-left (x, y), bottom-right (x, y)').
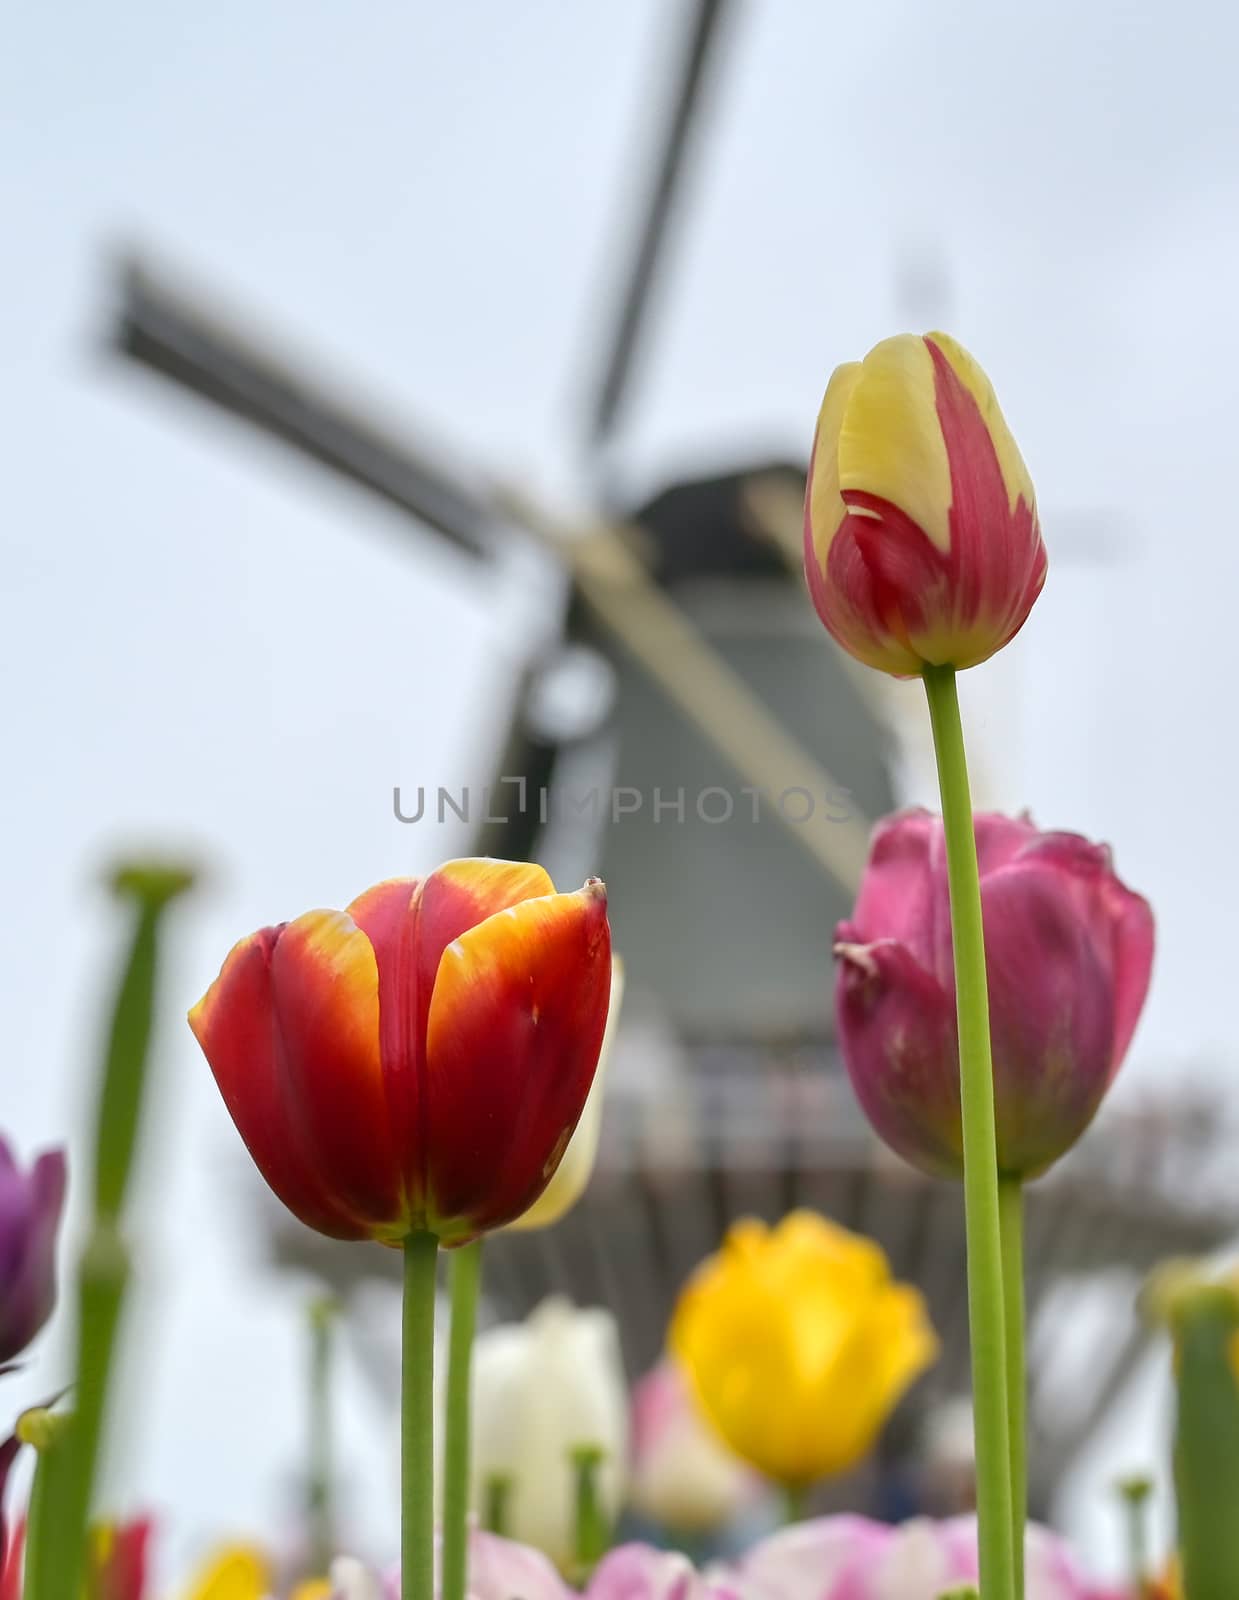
top-left (922, 664), bottom-right (1015, 1600)
top-left (402, 1231), bottom-right (440, 1600)
top-left (783, 1482), bottom-right (809, 1525)
top-left (1117, 1476), bottom-right (1153, 1599)
top-left (442, 1240), bottom-right (483, 1600)
top-left (571, 1445), bottom-right (610, 1581)
top-left (1172, 1289), bottom-right (1239, 1600)
top-left (17, 1409), bottom-right (70, 1600)
top-left (28, 863), bottom-right (193, 1600)
top-left (307, 1296), bottom-right (339, 1578)
top-left (482, 1474), bottom-right (511, 1537)
top-left (998, 1177), bottom-right (1026, 1600)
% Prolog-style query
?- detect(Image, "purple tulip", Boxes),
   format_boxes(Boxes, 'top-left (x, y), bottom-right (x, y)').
top-left (834, 810), bottom-right (1154, 1179)
top-left (0, 1139), bottom-right (67, 1364)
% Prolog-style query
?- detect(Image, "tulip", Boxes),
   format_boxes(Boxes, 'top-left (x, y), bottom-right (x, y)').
top-left (735, 1515), bottom-right (1123, 1600)
top-left (180, 1544), bottom-right (274, 1600)
top-left (464, 1530), bottom-right (572, 1600)
top-left (628, 1360), bottom-right (758, 1535)
top-left (0, 1139), bottom-right (66, 1366)
top-left (0, 1430), bottom-right (20, 1587)
top-left (88, 1517), bottom-right (153, 1600)
top-left (583, 1545), bottom-right (745, 1600)
top-left (834, 809), bottom-right (1154, 1179)
top-left (669, 1212), bottom-right (936, 1489)
top-left (469, 1298), bottom-right (628, 1572)
top-left (803, 331), bottom-right (1047, 677)
top-left (189, 859), bottom-right (612, 1246)
top-left (508, 959), bottom-right (624, 1233)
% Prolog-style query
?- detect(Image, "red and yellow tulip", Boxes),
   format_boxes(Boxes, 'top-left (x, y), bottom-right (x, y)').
top-left (803, 332), bottom-right (1047, 676)
top-left (189, 859), bottom-right (612, 1247)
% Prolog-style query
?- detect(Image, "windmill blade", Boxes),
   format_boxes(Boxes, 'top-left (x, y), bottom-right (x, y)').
top-left (586, 0), bottom-right (735, 453)
top-left (106, 251), bottom-right (869, 895)
top-left (111, 254), bottom-right (493, 559)
top-left (497, 486), bottom-right (873, 893)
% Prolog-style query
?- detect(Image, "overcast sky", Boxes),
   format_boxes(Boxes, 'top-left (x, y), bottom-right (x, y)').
top-left (3, 0), bottom-right (1238, 1583)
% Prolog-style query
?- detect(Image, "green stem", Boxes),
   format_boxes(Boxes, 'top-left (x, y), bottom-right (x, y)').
top-left (783, 1481), bottom-right (809, 1525)
top-left (922, 664), bottom-right (1015, 1600)
top-left (402, 1232), bottom-right (439, 1600)
top-left (999, 1177), bottom-right (1026, 1600)
top-left (571, 1445), bottom-right (610, 1579)
top-left (442, 1240), bottom-right (483, 1600)
top-left (482, 1474), bottom-right (511, 1538)
top-left (1172, 1291), bottom-right (1239, 1600)
top-left (18, 1412), bottom-right (70, 1600)
top-left (307, 1297), bottom-right (338, 1577)
top-left (1117, 1476), bottom-right (1152, 1599)
top-left (30, 864), bottom-right (193, 1600)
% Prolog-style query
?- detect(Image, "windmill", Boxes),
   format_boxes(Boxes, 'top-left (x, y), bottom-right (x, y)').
top-left (103, 0), bottom-right (1226, 1521)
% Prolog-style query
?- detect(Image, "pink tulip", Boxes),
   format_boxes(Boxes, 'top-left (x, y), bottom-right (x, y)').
top-left (736, 1515), bottom-right (1122, 1600)
top-left (361, 1520), bottom-right (1120, 1600)
top-left (834, 810), bottom-right (1154, 1178)
top-left (328, 1531), bottom-right (572, 1600)
top-left (583, 1546), bottom-right (749, 1600)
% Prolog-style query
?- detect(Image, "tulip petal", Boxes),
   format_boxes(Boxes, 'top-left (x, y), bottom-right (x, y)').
top-left (268, 910), bottom-right (403, 1230)
top-left (348, 862), bottom-right (558, 1205)
top-left (417, 859), bottom-right (557, 980)
top-left (980, 854), bottom-right (1118, 1176)
top-left (805, 360), bottom-right (863, 576)
top-left (189, 931), bottom-right (370, 1240)
top-left (424, 881), bottom-right (611, 1239)
top-left (922, 333), bottom-right (1048, 663)
top-left (467, 1530), bottom-right (572, 1600)
top-left (0, 1430), bottom-right (20, 1577)
top-left (847, 809), bottom-right (947, 977)
top-left (0, 1151), bottom-right (65, 1364)
top-left (833, 939), bottom-right (963, 1178)
top-left (1010, 832), bottom-right (1155, 1074)
top-left (928, 331), bottom-right (1038, 527)
top-left (507, 957), bottom-right (624, 1233)
top-left (836, 334), bottom-right (953, 554)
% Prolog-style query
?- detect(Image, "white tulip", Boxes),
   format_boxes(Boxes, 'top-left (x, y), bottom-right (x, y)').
top-left (469, 1297), bottom-right (628, 1571)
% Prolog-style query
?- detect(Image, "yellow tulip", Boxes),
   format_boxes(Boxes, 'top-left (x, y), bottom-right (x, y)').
top-left (670, 1210), bottom-right (937, 1486)
top-left (182, 1545), bottom-right (272, 1600)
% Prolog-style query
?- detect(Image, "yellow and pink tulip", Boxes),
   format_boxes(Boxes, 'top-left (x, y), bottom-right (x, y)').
top-left (803, 332), bottom-right (1047, 676)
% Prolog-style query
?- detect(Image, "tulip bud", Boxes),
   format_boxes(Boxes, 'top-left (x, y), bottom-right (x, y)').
top-left (628, 1360), bottom-right (758, 1535)
top-left (0, 1138), bottom-right (66, 1365)
top-left (468, 1298), bottom-right (628, 1574)
top-left (670, 1212), bottom-right (936, 1488)
top-left (834, 810), bottom-right (1153, 1180)
top-left (803, 333), bottom-right (1047, 676)
top-left (189, 860), bottom-right (612, 1246)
